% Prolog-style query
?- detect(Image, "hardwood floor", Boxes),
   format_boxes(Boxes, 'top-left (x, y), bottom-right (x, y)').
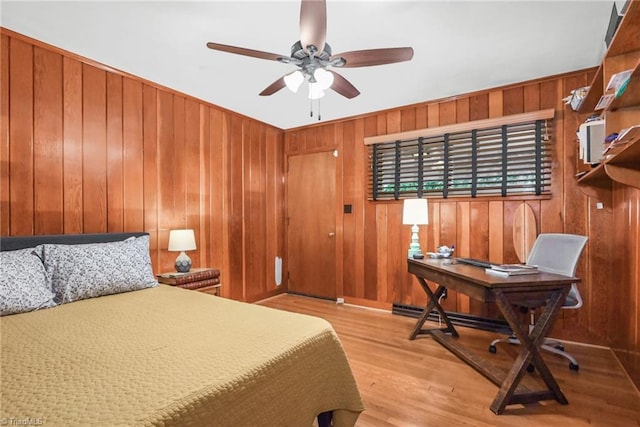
top-left (258, 294), bottom-right (640, 427)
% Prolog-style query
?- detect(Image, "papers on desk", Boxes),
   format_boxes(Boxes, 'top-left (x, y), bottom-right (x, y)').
top-left (485, 264), bottom-right (539, 277)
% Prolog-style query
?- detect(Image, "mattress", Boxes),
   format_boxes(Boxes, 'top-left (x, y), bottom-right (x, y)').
top-left (0, 285), bottom-right (363, 426)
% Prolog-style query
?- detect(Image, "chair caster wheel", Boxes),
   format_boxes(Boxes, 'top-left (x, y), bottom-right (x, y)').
top-left (488, 345), bottom-right (497, 354)
top-left (555, 344), bottom-right (565, 351)
top-left (527, 364), bottom-right (535, 373)
top-left (569, 362), bottom-right (579, 371)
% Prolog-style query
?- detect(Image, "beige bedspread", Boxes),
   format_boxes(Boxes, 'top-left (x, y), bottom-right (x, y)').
top-left (0, 285), bottom-right (363, 426)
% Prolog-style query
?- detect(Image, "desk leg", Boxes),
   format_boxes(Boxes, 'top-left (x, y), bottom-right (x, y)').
top-left (409, 277), bottom-right (458, 340)
top-left (490, 288), bottom-right (569, 414)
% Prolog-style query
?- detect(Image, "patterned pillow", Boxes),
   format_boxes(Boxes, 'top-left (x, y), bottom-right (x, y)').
top-left (0, 247), bottom-right (56, 316)
top-left (41, 235), bottom-right (158, 304)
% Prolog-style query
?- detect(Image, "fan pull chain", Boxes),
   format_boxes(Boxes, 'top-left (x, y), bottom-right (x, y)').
top-left (308, 98), bottom-right (322, 121)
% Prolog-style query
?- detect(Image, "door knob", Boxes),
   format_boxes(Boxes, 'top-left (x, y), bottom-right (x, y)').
top-left (328, 232), bottom-right (336, 238)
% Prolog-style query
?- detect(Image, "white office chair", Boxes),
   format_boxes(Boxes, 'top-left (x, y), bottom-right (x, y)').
top-left (488, 233), bottom-right (588, 371)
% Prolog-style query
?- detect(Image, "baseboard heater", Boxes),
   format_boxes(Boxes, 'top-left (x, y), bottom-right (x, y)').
top-left (392, 303), bottom-right (512, 335)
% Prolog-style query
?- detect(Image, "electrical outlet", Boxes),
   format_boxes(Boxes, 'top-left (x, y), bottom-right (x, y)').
top-left (596, 202), bottom-right (604, 210)
top-left (336, 297), bottom-right (345, 304)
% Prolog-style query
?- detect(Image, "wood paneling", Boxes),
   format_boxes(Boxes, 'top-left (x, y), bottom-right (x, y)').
top-left (106, 73), bottom-right (124, 233)
top-left (1, 35), bottom-right (9, 236)
top-left (283, 68), bottom-right (639, 369)
top-left (9, 37), bottom-right (34, 235)
top-left (122, 78), bottom-right (144, 233)
top-left (82, 64), bottom-right (107, 233)
top-left (3, 27), bottom-right (639, 388)
top-left (469, 94), bottom-right (489, 121)
top-left (142, 83), bottom-right (159, 268)
top-left (2, 29), bottom-right (285, 304)
top-left (342, 121), bottom-right (357, 298)
top-left (227, 115), bottom-right (244, 301)
top-left (185, 99), bottom-right (201, 267)
top-left (611, 160), bottom-right (640, 388)
top-left (62, 57), bottom-right (83, 234)
top-left (33, 47), bottom-right (63, 234)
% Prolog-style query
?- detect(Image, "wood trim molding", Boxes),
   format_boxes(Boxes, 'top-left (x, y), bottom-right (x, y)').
top-left (363, 108), bottom-right (555, 145)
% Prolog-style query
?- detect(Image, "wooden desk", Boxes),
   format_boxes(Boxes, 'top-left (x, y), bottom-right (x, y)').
top-left (407, 258), bottom-right (578, 414)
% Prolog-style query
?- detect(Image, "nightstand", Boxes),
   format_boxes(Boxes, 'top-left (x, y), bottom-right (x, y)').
top-left (157, 268), bottom-right (221, 296)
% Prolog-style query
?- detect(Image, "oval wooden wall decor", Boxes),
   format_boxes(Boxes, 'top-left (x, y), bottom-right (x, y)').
top-left (513, 203), bottom-right (537, 263)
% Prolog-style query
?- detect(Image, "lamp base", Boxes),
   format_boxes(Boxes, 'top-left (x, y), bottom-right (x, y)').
top-left (175, 251), bottom-right (192, 273)
top-left (407, 224), bottom-right (423, 259)
top-left (408, 248), bottom-right (423, 258)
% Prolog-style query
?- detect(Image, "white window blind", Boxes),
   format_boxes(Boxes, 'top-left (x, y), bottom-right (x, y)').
top-left (369, 119), bottom-right (552, 200)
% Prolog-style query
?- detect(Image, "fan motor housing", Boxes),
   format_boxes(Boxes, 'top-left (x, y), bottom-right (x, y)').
top-left (290, 40), bottom-right (332, 60)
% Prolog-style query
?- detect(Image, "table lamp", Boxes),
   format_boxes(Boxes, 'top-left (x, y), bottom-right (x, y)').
top-left (168, 229), bottom-right (197, 272)
top-left (402, 198), bottom-right (429, 258)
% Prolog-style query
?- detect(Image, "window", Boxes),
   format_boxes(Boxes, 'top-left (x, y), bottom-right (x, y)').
top-left (368, 117), bottom-right (552, 200)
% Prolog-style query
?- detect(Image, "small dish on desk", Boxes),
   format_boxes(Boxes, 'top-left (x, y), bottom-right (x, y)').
top-left (426, 252), bottom-right (451, 259)
top-left (436, 245), bottom-right (455, 257)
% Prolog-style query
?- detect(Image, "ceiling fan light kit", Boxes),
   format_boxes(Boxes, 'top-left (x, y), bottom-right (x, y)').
top-left (308, 82), bottom-right (325, 100)
top-left (206, 0), bottom-right (413, 119)
top-left (284, 70), bottom-right (304, 93)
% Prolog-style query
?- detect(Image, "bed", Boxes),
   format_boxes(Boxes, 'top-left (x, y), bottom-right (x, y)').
top-left (0, 233), bottom-right (363, 426)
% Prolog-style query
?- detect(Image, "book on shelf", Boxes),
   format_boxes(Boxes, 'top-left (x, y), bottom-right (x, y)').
top-left (158, 268), bottom-right (220, 284)
top-left (485, 264), bottom-right (539, 277)
top-left (563, 86), bottom-right (589, 111)
top-left (603, 125), bottom-right (640, 155)
top-left (605, 69), bottom-right (633, 94)
top-left (616, 125), bottom-right (640, 145)
top-left (595, 94), bottom-right (615, 110)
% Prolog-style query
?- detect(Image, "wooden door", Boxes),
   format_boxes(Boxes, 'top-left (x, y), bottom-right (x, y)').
top-left (287, 151), bottom-right (336, 299)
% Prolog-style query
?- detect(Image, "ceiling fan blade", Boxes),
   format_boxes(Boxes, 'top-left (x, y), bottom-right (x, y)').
top-left (259, 77), bottom-right (287, 96)
top-left (331, 47), bottom-right (414, 68)
top-left (299, 0), bottom-right (326, 55)
top-left (330, 71), bottom-right (360, 99)
top-left (206, 42), bottom-right (289, 62)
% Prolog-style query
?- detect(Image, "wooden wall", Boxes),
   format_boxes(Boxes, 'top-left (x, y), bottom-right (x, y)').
top-left (284, 69), bottom-right (640, 387)
top-left (0, 29), bottom-right (286, 303)
top-left (612, 183), bottom-right (640, 389)
top-left (2, 28), bottom-right (638, 388)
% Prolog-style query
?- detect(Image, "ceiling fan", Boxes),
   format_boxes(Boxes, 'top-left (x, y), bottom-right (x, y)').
top-left (206, 0), bottom-right (414, 100)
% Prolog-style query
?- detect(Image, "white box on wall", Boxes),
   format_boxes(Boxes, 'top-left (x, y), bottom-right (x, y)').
top-left (577, 120), bottom-right (605, 164)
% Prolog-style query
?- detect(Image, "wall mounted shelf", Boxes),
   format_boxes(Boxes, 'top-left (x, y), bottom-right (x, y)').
top-left (578, 66), bottom-right (604, 113)
top-left (574, 0), bottom-right (640, 209)
top-left (577, 134), bottom-right (640, 206)
top-left (608, 59), bottom-right (640, 111)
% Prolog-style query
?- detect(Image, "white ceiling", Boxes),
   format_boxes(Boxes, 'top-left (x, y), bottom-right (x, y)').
top-left (1, 1), bottom-right (617, 129)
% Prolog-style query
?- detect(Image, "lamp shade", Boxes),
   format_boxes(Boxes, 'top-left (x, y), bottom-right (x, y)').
top-left (313, 68), bottom-right (334, 90)
top-left (402, 199), bottom-right (429, 225)
top-left (308, 82), bottom-right (325, 100)
top-left (284, 70), bottom-right (304, 93)
top-left (168, 229), bottom-right (197, 251)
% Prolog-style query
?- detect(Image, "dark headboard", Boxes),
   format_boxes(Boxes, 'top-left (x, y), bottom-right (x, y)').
top-left (0, 233), bottom-right (149, 251)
